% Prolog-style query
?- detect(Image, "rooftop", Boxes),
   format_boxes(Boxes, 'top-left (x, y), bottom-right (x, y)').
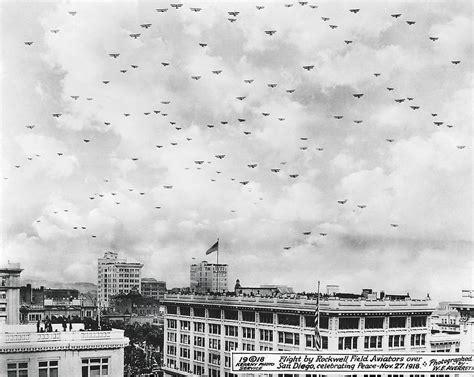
top-left (0, 325), bottom-right (128, 353)
top-left (163, 294), bottom-right (435, 314)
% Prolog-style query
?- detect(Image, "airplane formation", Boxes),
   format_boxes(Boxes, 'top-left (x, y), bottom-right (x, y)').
top-left (11, 2), bottom-right (468, 252)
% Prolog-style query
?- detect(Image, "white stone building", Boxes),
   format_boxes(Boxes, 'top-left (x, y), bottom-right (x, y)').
top-left (97, 251), bottom-right (144, 308)
top-left (0, 324), bottom-right (128, 377)
top-left (190, 261), bottom-right (228, 294)
top-left (162, 293), bottom-right (435, 377)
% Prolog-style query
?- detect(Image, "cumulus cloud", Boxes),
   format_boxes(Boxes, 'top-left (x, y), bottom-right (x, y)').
top-left (1, 1), bottom-right (472, 301)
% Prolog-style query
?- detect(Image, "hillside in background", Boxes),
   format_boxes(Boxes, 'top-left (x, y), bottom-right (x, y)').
top-left (22, 279), bottom-right (97, 296)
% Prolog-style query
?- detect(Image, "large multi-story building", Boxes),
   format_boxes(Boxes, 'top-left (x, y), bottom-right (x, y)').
top-left (0, 325), bottom-right (129, 376)
top-left (97, 251), bottom-right (144, 308)
top-left (0, 262), bottom-right (129, 376)
top-left (141, 278), bottom-right (167, 301)
top-left (162, 291), bottom-right (435, 377)
top-left (190, 261), bottom-right (228, 294)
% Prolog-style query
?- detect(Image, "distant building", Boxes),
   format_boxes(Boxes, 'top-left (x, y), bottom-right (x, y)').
top-left (431, 307), bottom-right (460, 334)
top-left (233, 280), bottom-right (294, 297)
top-left (451, 289), bottom-right (474, 353)
top-left (0, 262), bottom-right (23, 325)
top-left (190, 261), bottom-right (227, 293)
top-left (97, 251), bottom-right (144, 308)
top-left (141, 278), bottom-right (167, 301)
top-left (162, 290), bottom-right (435, 376)
top-left (20, 284), bottom-right (97, 323)
top-left (326, 284), bottom-right (339, 295)
top-left (111, 289), bottom-right (160, 317)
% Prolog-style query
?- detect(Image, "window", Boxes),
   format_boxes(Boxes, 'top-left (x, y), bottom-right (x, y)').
top-left (179, 306), bottom-right (190, 316)
top-left (260, 329), bottom-right (273, 342)
top-left (194, 322), bottom-right (205, 332)
top-left (180, 348), bottom-right (190, 359)
top-left (260, 345), bottom-right (273, 351)
top-left (338, 336), bottom-right (358, 350)
top-left (7, 362), bottom-right (28, 377)
top-left (81, 358), bottom-right (109, 377)
top-left (194, 350), bottom-right (205, 362)
top-left (167, 319), bottom-right (177, 329)
top-left (180, 334), bottom-right (190, 344)
top-left (193, 307), bottom-right (205, 317)
top-left (278, 313), bottom-right (300, 326)
top-left (194, 365), bottom-right (204, 375)
top-left (242, 342), bottom-right (255, 351)
top-left (167, 306), bottom-right (177, 314)
top-left (305, 335), bottom-right (328, 349)
top-left (225, 325), bottom-right (238, 337)
top-left (242, 311), bottom-right (256, 322)
top-left (180, 320), bottom-right (190, 331)
top-left (194, 336), bottom-right (205, 347)
top-left (410, 334), bottom-right (426, 346)
top-left (339, 317), bottom-right (359, 330)
top-left (225, 355), bottom-right (231, 368)
top-left (242, 327), bottom-right (255, 339)
top-left (209, 368), bottom-right (220, 377)
top-left (365, 317), bottom-right (384, 329)
top-left (389, 317), bottom-right (406, 328)
top-left (209, 324), bottom-right (221, 334)
top-left (389, 335), bottom-right (405, 348)
top-left (259, 312), bottom-right (273, 324)
top-left (208, 308), bottom-right (221, 319)
top-left (305, 315), bottom-right (328, 329)
top-left (278, 331), bottom-right (300, 345)
top-left (209, 353), bottom-right (220, 365)
top-left (224, 309), bottom-right (238, 320)
top-left (167, 332), bottom-right (176, 342)
top-left (179, 361), bottom-right (190, 372)
top-left (209, 338), bottom-right (221, 350)
top-left (167, 345), bottom-right (176, 356)
top-left (364, 336), bottom-right (383, 349)
top-left (411, 316), bottom-right (427, 328)
top-left (225, 340), bottom-right (238, 351)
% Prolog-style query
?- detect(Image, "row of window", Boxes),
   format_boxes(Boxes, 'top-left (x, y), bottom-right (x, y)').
top-left (338, 335), bottom-right (425, 350)
top-left (165, 359), bottom-right (237, 377)
top-left (7, 358), bottom-right (109, 377)
top-left (168, 333), bottom-right (424, 352)
top-left (167, 308), bottom-right (427, 329)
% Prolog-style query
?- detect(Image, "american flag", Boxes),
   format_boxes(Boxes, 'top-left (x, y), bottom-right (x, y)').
top-left (314, 283), bottom-right (322, 350)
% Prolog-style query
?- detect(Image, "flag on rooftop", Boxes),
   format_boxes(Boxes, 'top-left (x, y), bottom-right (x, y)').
top-left (205, 240), bottom-right (219, 255)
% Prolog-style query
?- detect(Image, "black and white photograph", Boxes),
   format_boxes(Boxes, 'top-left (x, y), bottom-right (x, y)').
top-left (0, 0), bottom-right (472, 376)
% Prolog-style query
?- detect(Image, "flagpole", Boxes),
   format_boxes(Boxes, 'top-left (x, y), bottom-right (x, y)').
top-left (216, 238), bottom-right (219, 293)
top-left (314, 280), bottom-right (321, 351)
top-left (317, 280), bottom-right (320, 336)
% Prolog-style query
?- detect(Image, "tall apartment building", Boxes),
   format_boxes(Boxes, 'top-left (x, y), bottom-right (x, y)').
top-left (97, 251), bottom-right (143, 308)
top-left (162, 292), bottom-right (435, 377)
top-left (190, 261), bottom-right (228, 294)
top-left (141, 278), bottom-right (167, 301)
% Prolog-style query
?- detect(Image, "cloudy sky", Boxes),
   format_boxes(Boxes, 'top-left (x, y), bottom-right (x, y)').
top-left (1, 0), bottom-right (472, 301)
